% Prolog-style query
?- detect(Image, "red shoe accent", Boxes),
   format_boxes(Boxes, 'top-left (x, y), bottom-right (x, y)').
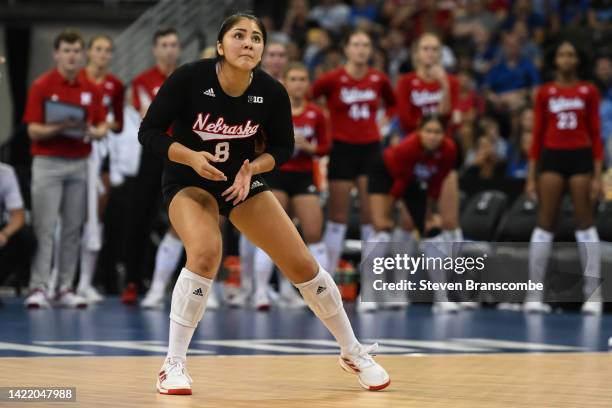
top-left (367, 379), bottom-right (391, 391)
top-left (257, 304), bottom-right (270, 311)
top-left (163, 388), bottom-right (192, 395)
top-left (121, 283), bottom-right (138, 304)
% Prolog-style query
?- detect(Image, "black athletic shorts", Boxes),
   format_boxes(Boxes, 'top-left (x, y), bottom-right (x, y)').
top-left (162, 161), bottom-right (269, 218)
top-left (539, 148), bottom-right (593, 178)
top-left (367, 153), bottom-right (428, 233)
top-left (265, 170), bottom-right (318, 197)
top-left (328, 140), bottom-right (381, 181)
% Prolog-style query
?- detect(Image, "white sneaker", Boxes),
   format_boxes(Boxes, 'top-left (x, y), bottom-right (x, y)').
top-left (157, 357), bottom-right (192, 395)
top-left (581, 301), bottom-right (603, 315)
top-left (459, 301), bottom-right (480, 310)
top-left (24, 289), bottom-right (51, 309)
top-left (339, 343), bottom-right (390, 391)
top-left (523, 301), bottom-right (551, 314)
top-left (77, 286), bottom-right (104, 304)
top-left (497, 302), bottom-right (522, 311)
top-left (279, 288), bottom-right (307, 309)
top-left (207, 287), bottom-right (219, 309)
top-left (432, 302), bottom-right (461, 314)
top-left (55, 291), bottom-right (87, 308)
top-left (141, 290), bottom-right (165, 309)
top-left (254, 290), bottom-right (270, 311)
top-left (226, 290), bottom-right (249, 308)
top-left (356, 296), bottom-right (378, 313)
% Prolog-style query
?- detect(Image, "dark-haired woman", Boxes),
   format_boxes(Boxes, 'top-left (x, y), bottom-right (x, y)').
top-left (139, 13), bottom-right (390, 395)
top-left (366, 115), bottom-right (462, 313)
top-left (76, 35), bottom-right (124, 303)
top-left (311, 29), bottom-right (396, 277)
top-left (525, 40), bottom-right (604, 314)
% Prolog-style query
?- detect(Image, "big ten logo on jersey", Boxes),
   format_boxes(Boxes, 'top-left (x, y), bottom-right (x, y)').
top-left (248, 95), bottom-right (263, 104)
top-left (548, 96), bottom-right (584, 130)
top-left (340, 87), bottom-right (376, 120)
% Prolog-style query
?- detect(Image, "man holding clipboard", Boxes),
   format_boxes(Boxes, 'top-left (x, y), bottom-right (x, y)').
top-left (22, 29), bottom-right (107, 309)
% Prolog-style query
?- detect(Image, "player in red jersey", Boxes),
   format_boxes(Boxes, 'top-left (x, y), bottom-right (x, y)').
top-left (365, 115), bottom-right (463, 313)
top-left (76, 34), bottom-right (125, 303)
top-left (393, 33), bottom-right (464, 311)
top-left (525, 40), bottom-right (604, 315)
top-left (311, 29), bottom-right (396, 279)
top-left (253, 62), bottom-right (331, 309)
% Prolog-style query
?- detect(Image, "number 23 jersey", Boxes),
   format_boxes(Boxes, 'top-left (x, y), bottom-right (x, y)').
top-left (139, 58), bottom-right (294, 185)
top-left (529, 81), bottom-right (603, 160)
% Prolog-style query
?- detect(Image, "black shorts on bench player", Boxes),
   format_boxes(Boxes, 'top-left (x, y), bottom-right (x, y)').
top-left (138, 13), bottom-right (391, 395)
top-left (366, 115), bottom-right (464, 313)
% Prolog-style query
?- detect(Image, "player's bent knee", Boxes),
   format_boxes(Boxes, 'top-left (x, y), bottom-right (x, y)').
top-left (186, 245), bottom-right (221, 276)
top-left (170, 268), bottom-right (213, 328)
top-left (296, 268), bottom-right (343, 319)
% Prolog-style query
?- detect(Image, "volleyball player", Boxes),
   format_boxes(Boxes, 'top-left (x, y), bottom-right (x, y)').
top-left (525, 40), bottom-right (603, 314)
top-left (312, 29), bottom-right (396, 278)
top-left (253, 63), bottom-right (331, 310)
top-left (76, 35), bottom-right (124, 303)
top-left (139, 13), bottom-right (390, 394)
top-left (366, 115), bottom-right (462, 313)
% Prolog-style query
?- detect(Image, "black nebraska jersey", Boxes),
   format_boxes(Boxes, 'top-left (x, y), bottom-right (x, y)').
top-left (139, 58), bottom-right (294, 183)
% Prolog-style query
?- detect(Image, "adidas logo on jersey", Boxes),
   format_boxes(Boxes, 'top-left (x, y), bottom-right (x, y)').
top-left (193, 288), bottom-right (204, 296)
top-left (251, 180), bottom-right (264, 189)
top-left (203, 88), bottom-right (216, 97)
top-left (316, 286), bottom-right (326, 295)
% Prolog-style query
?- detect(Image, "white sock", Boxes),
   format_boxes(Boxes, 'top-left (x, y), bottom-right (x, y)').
top-left (528, 227), bottom-right (553, 302)
top-left (295, 267), bottom-right (360, 354)
top-left (361, 231), bottom-right (391, 302)
top-left (323, 221), bottom-right (347, 274)
top-left (167, 268), bottom-right (212, 361)
top-left (254, 247), bottom-right (274, 297)
top-left (360, 224), bottom-right (374, 242)
top-left (167, 320), bottom-right (195, 362)
top-left (575, 226), bottom-right (602, 301)
top-left (78, 247), bottom-right (99, 291)
top-left (308, 242), bottom-right (329, 273)
top-left (239, 235), bottom-right (256, 294)
top-left (151, 232), bottom-right (183, 294)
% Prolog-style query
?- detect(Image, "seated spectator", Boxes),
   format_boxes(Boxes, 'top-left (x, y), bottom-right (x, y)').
top-left (281, 0), bottom-right (314, 48)
top-left (349, 0), bottom-right (379, 26)
top-left (511, 20), bottom-right (542, 69)
top-left (506, 128), bottom-right (531, 179)
top-left (452, 0), bottom-right (498, 40)
top-left (484, 33), bottom-right (540, 113)
top-left (303, 28), bottom-right (332, 74)
top-left (0, 161), bottom-right (35, 299)
top-left (457, 70), bottom-right (485, 124)
top-left (594, 55), bottom-right (612, 95)
top-left (501, 0), bottom-right (546, 44)
top-left (309, 0), bottom-right (351, 34)
top-left (464, 117), bottom-right (508, 167)
top-left (471, 24), bottom-right (500, 86)
top-left (462, 134), bottom-right (507, 182)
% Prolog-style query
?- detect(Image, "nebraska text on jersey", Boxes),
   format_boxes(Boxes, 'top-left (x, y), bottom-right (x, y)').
top-left (192, 113), bottom-right (260, 141)
top-left (340, 87), bottom-right (377, 104)
top-left (548, 97), bottom-right (585, 114)
top-left (410, 89), bottom-right (442, 106)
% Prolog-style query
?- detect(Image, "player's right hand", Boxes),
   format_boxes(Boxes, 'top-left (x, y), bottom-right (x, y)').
top-left (189, 151), bottom-right (227, 182)
top-left (525, 177), bottom-right (537, 201)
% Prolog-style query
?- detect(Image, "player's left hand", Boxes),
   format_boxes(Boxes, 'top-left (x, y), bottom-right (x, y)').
top-left (222, 159), bottom-right (253, 205)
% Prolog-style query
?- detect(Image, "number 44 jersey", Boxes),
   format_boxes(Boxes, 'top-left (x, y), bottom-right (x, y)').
top-left (311, 67), bottom-right (396, 144)
top-left (529, 81), bottom-right (603, 161)
top-left (139, 58), bottom-right (294, 185)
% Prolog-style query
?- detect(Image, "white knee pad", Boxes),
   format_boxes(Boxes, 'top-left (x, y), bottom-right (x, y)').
top-left (296, 268), bottom-right (343, 319)
top-left (170, 268), bottom-right (212, 328)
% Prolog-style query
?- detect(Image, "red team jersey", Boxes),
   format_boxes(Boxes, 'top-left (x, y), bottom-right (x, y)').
top-left (530, 81), bottom-right (603, 160)
top-left (23, 69), bottom-right (105, 158)
top-left (131, 66), bottom-right (168, 112)
top-left (78, 69), bottom-right (125, 132)
top-left (280, 102), bottom-right (331, 173)
top-left (383, 132), bottom-right (457, 199)
top-left (311, 67), bottom-right (396, 144)
top-left (395, 71), bottom-right (459, 134)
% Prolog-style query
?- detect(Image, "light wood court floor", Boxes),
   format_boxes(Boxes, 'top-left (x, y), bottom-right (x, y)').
top-left (1, 353), bottom-right (611, 408)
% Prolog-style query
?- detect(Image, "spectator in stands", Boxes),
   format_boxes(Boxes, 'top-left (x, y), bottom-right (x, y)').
top-left (23, 29), bottom-right (107, 308)
top-left (593, 56), bottom-right (612, 166)
top-left (511, 20), bottom-right (542, 69)
top-left (462, 134), bottom-right (506, 183)
top-left (549, 0), bottom-right (590, 34)
top-left (452, 0), bottom-right (498, 41)
top-left (261, 39), bottom-right (288, 80)
top-left (281, 0), bottom-right (313, 49)
top-left (457, 70), bottom-right (484, 124)
top-left (464, 117), bottom-right (508, 167)
top-left (588, 0), bottom-right (612, 31)
top-left (501, 0), bottom-right (546, 45)
top-left (506, 127), bottom-right (531, 179)
top-left (0, 160), bottom-right (35, 305)
top-left (303, 28), bottom-right (332, 75)
top-left (379, 28), bottom-right (410, 84)
top-left (349, 0), bottom-right (379, 27)
top-left (470, 23), bottom-right (499, 86)
top-left (308, 0), bottom-right (351, 34)
top-left (484, 33), bottom-right (539, 114)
